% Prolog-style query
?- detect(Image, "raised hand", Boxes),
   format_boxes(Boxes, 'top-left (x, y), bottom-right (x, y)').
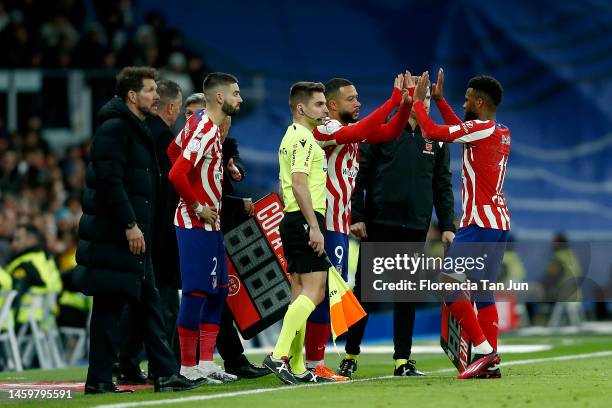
top-left (432, 67), bottom-right (444, 102)
top-left (393, 73), bottom-right (404, 91)
top-left (414, 71), bottom-right (430, 103)
top-left (404, 70), bottom-right (415, 89)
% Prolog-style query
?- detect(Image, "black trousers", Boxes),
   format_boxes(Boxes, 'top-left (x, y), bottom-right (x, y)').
top-left (345, 223), bottom-right (427, 360)
top-left (86, 262), bottom-right (178, 385)
top-left (158, 286), bottom-right (181, 363)
top-left (216, 303), bottom-right (245, 364)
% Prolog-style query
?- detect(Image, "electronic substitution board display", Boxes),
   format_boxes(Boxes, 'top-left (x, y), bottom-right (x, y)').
top-left (224, 193), bottom-right (291, 339)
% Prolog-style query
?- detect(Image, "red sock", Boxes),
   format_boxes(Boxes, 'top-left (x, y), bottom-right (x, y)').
top-left (305, 321), bottom-right (331, 362)
top-left (477, 304), bottom-right (499, 350)
top-left (178, 326), bottom-right (198, 367)
top-left (448, 299), bottom-right (486, 346)
top-left (199, 323), bottom-right (220, 361)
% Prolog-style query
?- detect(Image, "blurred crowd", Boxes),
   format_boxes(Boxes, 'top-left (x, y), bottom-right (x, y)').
top-left (0, 116), bottom-right (86, 270)
top-left (0, 0), bottom-right (208, 95)
top-left (0, 0), bottom-right (211, 267)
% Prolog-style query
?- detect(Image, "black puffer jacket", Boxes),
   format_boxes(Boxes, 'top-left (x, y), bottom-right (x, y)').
top-left (74, 96), bottom-right (160, 299)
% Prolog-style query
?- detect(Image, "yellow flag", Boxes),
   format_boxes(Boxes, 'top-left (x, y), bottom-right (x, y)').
top-left (328, 265), bottom-right (367, 341)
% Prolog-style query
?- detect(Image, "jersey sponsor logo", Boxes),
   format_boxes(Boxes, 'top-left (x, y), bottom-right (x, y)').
top-left (342, 167), bottom-right (358, 178)
top-left (299, 139), bottom-right (307, 147)
top-left (187, 138), bottom-right (201, 152)
top-left (304, 143), bottom-right (313, 167)
top-left (501, 135), bottom-right (511, 145)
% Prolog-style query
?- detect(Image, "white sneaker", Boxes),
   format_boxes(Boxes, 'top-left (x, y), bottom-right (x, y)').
top-left (180, 365), bottom-right (222, 384)
top-left (198, 361), bottom-right (239, 382)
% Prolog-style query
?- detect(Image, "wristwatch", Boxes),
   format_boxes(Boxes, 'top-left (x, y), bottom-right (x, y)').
top-left (126, 222), bottom-right (137, 229)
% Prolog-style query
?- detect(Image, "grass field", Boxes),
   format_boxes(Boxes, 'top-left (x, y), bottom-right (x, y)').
top-left (1, 334), bottom-right (611, 407)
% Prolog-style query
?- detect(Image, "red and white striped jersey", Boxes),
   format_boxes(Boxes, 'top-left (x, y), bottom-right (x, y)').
top-left (314, 120), bottom-right (359, 234)
top-left (171, 111), bottom-right (224, 231)
top-left (312, 88), bottom-right (413, 234)
top-left (414, 99), bottom-right (511, 230)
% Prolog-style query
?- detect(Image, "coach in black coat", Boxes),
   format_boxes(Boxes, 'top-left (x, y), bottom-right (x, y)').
top-left (75, 95), bottom-right (159, 299)
top-left (74, 68), bottom-right (198, 394)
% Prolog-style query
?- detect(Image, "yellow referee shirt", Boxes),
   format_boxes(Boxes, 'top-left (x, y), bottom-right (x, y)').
top-left (278, 122), bottom-right (327, 216)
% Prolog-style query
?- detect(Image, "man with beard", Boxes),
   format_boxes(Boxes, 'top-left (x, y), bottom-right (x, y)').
top-left (75, 67), bottom-right (204, 393)
top-left (412, 69), bottom-right (510, 379)
top-left (169, 93), bottom-right (269, 379)
top-left (115, 79), bottom-right (184, 385)
top-left (338, 75), bottom-right (456, 379)
top-left (168, 72), bottom-right (242, 383)
top-left (302, 73), bottom-right (414, 380)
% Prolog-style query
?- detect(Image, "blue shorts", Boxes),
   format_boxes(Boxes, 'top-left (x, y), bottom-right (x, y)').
top-left (325, 230), bottom-right (349, 281)
top-left (445, 225), bottom-right (509, 304)
top-left (176, 227), bottom-right (228, 294)
top-left (308, 231), bottom-right (349, 324)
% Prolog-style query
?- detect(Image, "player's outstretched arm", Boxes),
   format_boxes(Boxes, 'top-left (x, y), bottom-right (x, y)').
top-left (370, 81), bottom-right (415, 143)
top-left (432, 68), bottom-right (462, 126)
top-left (413, 72), bottom-right (495, 143)
top-left (314, 74), bottom-right (405, 146)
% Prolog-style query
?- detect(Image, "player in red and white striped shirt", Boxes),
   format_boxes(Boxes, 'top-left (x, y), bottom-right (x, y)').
top-left (303, 73), bottom-right (414, 379)
top-left (168, 72), bottom-right (242, 383)
top-left (170, 110), bottom-right (224, 230)
top-left (413, 69), bottom-right (510, 379)
top-left (414, 71), bottom-right (510, 231)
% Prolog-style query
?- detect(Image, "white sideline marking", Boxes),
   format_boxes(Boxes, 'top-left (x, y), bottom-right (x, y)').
top-left (95, 351), bottom-right (612, 408)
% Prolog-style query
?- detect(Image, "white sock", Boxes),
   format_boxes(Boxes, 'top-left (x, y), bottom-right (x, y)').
top-left (198, 360), bottom-right (218, 371)
top-left (472, 340), bottom-right (494, 355)
top-left (305, 360), bottom-right (323, 369)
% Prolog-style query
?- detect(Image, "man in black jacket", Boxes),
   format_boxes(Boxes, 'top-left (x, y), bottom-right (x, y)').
top-left (338, 86), bottom-right (456, 378)
top-left (116, 79), bottom-right (184, 384)
top-left (148, 79), bottom-right (183, 361)
top-left (74, 67), bottom-right (203, 394)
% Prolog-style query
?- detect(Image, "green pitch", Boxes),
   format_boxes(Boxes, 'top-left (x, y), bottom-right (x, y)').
top-left (1, 334), bottom-right (611, 408)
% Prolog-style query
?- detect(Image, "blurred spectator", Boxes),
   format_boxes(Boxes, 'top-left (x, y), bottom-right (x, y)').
top-left (5, 223), bottom-right (61, 326)
top-left (73, 22), bottom-right (108, 67)
top-left (499, 235), bottom-right (526, 285)
top-left (543, 233), bottom-right (583, 301)
top-left (161, 51), bottom-right (194, 95)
